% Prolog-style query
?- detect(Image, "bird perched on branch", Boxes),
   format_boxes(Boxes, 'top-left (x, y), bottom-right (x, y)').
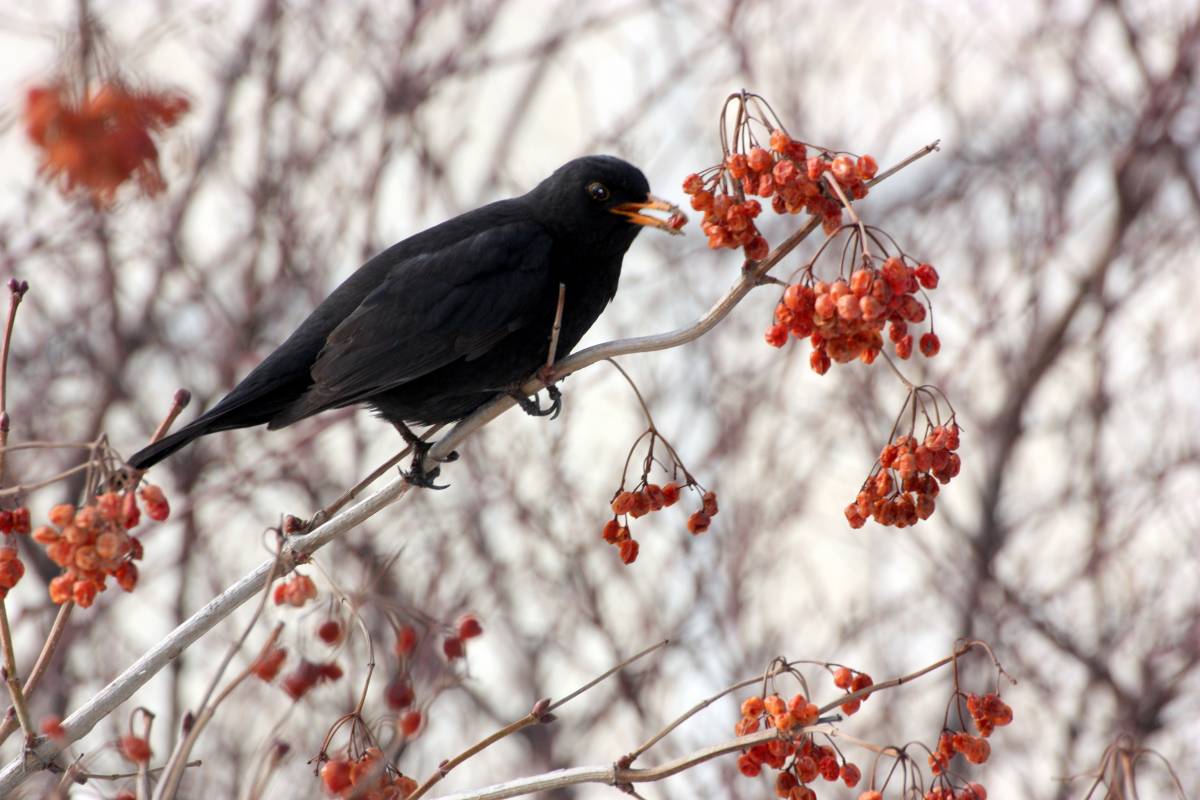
top-left (127, 155), bottom-right (683, 485)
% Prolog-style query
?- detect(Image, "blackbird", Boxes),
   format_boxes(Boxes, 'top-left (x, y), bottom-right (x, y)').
top-left (127, 155), bottom-right (682, 483)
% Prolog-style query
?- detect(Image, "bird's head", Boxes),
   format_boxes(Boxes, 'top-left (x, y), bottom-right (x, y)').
top-left (528, 155), bottom-right (684, 250)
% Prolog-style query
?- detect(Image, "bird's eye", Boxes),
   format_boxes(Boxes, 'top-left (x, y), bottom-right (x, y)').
top-left (586, 181), bottom-right (610, 202)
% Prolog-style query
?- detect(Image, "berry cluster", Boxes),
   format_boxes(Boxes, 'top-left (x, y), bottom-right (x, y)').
top-left (24, 82), bottom-right (189, 205)
top-left (734, 692), bottom-right (862, 798)
top-left (683, 129), bottom-right (879, 261)
top-left (31, 486), bottom-right (168, 608)
top-left (766, 257), bottom-right (940, 373)
top-left (320, 747), bottom-right (419, 799)
top-left (831, 667), bottom-right (875, 715)
top-left (845, 423), bottom-right (961, 529)
top-left (273, 573), bottom-right (318, 607)
top-left (604, 482), bottom-right (717, 565)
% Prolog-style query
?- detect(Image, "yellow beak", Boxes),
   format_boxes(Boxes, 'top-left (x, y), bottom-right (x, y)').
top-left (611, 194), bottom-right (686, 235)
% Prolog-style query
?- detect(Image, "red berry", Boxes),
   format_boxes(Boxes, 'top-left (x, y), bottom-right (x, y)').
top-left (384, 675), bottom-right (415, 709)
top-left (457, 614), bottom-right (483, 640)
top-left (919, 332), bottom-right (941, 357)
top-left (765, 323), bottom-right (788, 348)
top-left (317, 620), bottom-right (343, 645)
top-left (442, 636), bottom-right (464, 660)
top-left (915, 262), bottom-right (939, 288)
top-left (119, 735), bottom-right (152, 764)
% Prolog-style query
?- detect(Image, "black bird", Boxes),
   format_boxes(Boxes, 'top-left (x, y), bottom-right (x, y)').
top-left (126, 155), bottom-right (682, 482)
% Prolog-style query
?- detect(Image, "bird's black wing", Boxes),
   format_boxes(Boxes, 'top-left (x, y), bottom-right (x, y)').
top-left (271, 220), bottom-right (554, 426)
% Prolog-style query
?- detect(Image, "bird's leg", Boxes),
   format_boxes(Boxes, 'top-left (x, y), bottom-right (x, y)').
top-left (509, 283), bottom-right (566, 420)
top-left (393, 422), bottom-right (457, 490)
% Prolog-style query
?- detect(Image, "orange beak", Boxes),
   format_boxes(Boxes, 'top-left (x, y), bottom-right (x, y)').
top-left (611, 194), bottom-right (687, 235)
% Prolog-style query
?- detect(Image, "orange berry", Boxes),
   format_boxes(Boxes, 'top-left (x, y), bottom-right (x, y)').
top-left (763, 694), bottom-right (786, 716)
top-left (740, 695), bottom-right (764, 717)
top-left (114, 562), bottom-right (139, 592)
top-left (685, 511), bottom-right (710, 535)
top-left (48, 504), bottom-right (75, 528)
top-left (48, 574), bottom-right (74, 604)
top-left (765, 323), bottom-right (788, 348)
top-left (769, 129), bottom-right (792, 153)
top-left (810, 348), bottom-right (831, 375)
top-left (747, 146), bottom-right (772, 173)
top-left (833, 667), bottom-right (853, 689)
top-left (611, 491), bottom-right (636, 515)
top-left (72, 579), bottom-right (98, 608)
top-left (618, 538), bottom-right (639, 564)
top-left (321, 759), bottom-right (353, 794)
top-left (737, 753), bottom-right (761, 778)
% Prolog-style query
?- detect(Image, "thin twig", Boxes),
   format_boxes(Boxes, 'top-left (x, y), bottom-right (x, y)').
top-left (407, 640), bottom-right (669, 800)
top-left (0, 281), bottom-right (33, 746)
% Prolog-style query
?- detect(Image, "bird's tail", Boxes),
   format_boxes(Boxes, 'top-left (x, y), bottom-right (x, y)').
top-left (125, 420), bottom-right (210, 471)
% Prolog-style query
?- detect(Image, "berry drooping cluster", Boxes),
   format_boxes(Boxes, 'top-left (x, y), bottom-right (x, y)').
top-left (605, 481), bottom-right (719, 565)
top-left (916, 693), bottom-right (1012, 799)
top-left (733, 690), bottom-right (862, 798)
top-left (600, 414), bottom-right (717, 565)
top-left (766, 255), bottom-right (940, 373)
top-left (31, 485), bottom-right (169, 608)
top-left (846, 419), bottom-right (961, 530)
top-left (24, 81), bottom-right (189, 205)
top-left (683, 118), bottom-right (880, 261)
top-left (320, 746), bottom-right (419, 799)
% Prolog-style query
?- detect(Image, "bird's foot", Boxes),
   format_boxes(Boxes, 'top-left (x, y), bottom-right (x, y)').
top-left (401, 438), bottom-right (456, 490)
top-left (509, 385), bottom-right (562, 420)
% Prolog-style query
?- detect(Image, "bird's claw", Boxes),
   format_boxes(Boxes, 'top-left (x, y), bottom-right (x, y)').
top-left (510, 385), bottom-right (562, 419)
top-left (403, 438), bottom-right (453, 490)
